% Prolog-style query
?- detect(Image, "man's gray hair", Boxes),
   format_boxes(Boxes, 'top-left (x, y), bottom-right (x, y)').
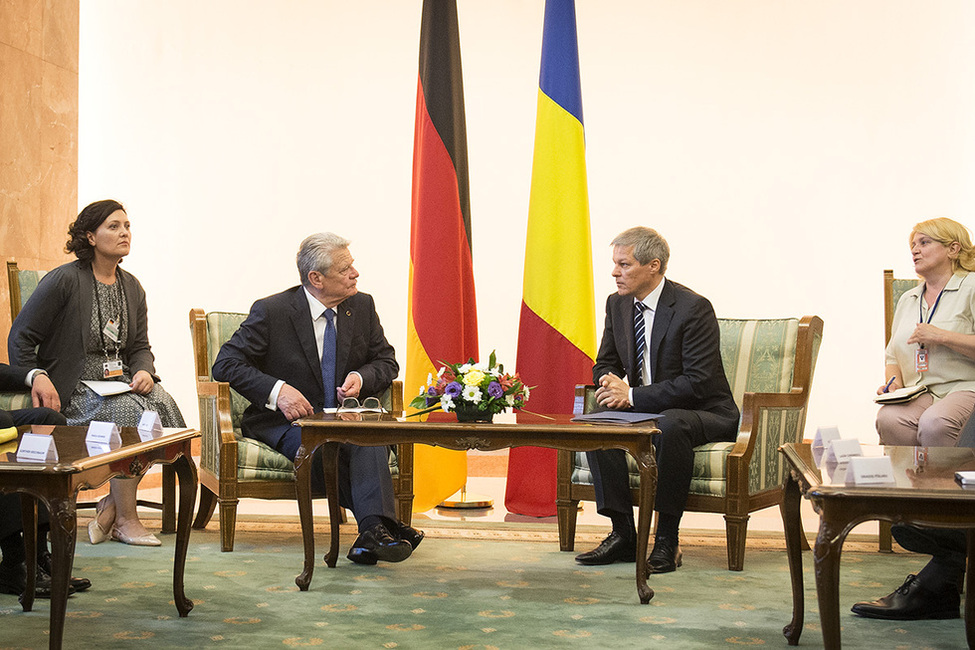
top-left (612, 226), bottom-right (669, 275)
top-left (296, 232), bottom-right (351, 286)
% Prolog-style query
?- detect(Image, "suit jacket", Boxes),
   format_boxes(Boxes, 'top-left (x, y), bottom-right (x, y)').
top-left (211, 287), bottom-right (398, 449)
top-left (0, 363), bottom-right (31, 394)
top-left (8, 260), bottom-right (157, 405)
top-left (593, 278), bottom-right (739, 436)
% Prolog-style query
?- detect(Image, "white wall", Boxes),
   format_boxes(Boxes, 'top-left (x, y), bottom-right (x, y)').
top-left (79, 1), bottom-right (975, 443)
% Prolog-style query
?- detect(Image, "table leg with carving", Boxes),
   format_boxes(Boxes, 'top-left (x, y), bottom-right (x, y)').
top-left (294, 443), bottom-right (315, 591)
top-left (781, 471), bottom-right (804, 646)
top-left (171, 453), bottom-right (197, 617)
top-left (813, 509), bottom-right (846, 650)
top-left (634, 439), bottom-right (656, 604)
top-left (45, 493), bottom-right (76, 650)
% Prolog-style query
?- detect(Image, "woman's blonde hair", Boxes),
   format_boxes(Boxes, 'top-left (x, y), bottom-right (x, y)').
top-left (912, 217), bottom-right (975, 273)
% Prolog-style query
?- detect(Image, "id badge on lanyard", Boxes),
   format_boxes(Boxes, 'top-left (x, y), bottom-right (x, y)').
top-left (916, 287), bottom-right (946, 374)
top-left (102, 317), bottom-right (122, 377)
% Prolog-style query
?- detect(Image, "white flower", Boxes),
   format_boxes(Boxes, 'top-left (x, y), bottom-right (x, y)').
top-left (523, 385), bottom-right (530, 400)
top-left (458, 363), bottom-right (473, 373)
top-left (418, 385), bottom-right (427, 396)
top-left (440, 395), bottom-right (455, 412)
top-left (427, 373), bottom-right (434, 386)
top-left (462, 385), bottom-right (482, 403)
top-left (437, 366), bottom-right (446, 378)
top-left (505, 394), bottom-right (516, 407)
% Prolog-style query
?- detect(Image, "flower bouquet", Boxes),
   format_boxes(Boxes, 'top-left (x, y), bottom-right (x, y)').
top-left (408, 351), bottom-right (530, 423)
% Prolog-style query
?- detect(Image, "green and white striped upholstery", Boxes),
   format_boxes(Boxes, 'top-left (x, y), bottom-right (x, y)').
top-left (17, 268), bottom-right (47, 306)
top-left (571, 318), bottom-right (815, 498)
top-left (0, 266), bottom-right (48, 413)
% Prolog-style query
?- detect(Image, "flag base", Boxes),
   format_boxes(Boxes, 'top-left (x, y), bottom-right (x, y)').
top-left (438, 486), bottom-right (493, 509)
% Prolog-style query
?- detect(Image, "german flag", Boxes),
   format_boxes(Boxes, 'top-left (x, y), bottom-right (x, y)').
top-left (506, 0), bottom-right (596, 517)
top-left (405, 0), bottom-right (477, 512)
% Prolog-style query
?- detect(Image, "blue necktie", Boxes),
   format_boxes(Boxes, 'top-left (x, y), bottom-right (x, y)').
top-left (322, 308), bottom-right (337, 408)
top-left (634, 302), bottom-right (648, 387)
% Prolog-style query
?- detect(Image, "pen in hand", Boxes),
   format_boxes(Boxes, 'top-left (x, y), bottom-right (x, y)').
top-left (883, 376), bottom-right (896, 393)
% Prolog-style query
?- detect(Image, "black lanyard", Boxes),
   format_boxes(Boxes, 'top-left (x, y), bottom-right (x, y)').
top-left (917, 284), bottom-right (947, 349)
top-left (94, 269), bottom-right (126, 359)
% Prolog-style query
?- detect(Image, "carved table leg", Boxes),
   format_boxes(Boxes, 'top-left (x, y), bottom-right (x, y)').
top-left (172, 453), bottom-right (197, 617)
top-left (635, 439), bottom-right (656, 604)
top-left (814, 509), bottom-right (847, 650)
top-left (295, 442), bottom-right (315, 591)
top-left (45, 495), bottom-right (77, 650)
top-left (780, 473), bottom-right (804, 646)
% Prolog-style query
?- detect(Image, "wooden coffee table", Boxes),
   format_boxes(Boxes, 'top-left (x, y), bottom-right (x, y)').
top-left (0, 425), bottom-right (199, 650)
top-left (293, 411), bottom-right (659, 603)
top-left (779, 442), bottom-right (975, 649)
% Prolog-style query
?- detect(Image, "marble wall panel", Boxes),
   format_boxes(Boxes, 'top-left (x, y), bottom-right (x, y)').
top-left (0, 0), bottom-right (77, 360)
top-left (42, 0), bottom-right (77, 73)
top-left (0, 0), bottom-right (44, 58)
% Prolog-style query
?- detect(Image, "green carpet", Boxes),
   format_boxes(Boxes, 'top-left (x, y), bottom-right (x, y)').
top-left (0, 519), bottom-right (967, 649)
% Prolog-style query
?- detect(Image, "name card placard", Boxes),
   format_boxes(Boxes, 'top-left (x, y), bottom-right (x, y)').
top-left (137, 411), bottom-right (164, 442)
top-left (824, 438), bottom-right (863, 466)
top-left (86, 421), bottom-right (121, 449)
top-left (17, 433), bottom-right (58, 463)
top-left (813, 425), bottom-right (841, 449)
top-left (845, 456), bottom-right (896, 485)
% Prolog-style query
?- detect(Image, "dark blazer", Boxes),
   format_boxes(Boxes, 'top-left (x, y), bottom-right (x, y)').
top-left (0, 363), bottom-right (31, 393)
top-left (8, 260), bottom-right (157, 405)
top-left (593, 278), bottom-right (739, 435)
top-left (211, 287), bottom-right (398, 449)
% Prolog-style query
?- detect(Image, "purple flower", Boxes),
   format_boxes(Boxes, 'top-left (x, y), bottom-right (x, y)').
top-left (427, 386), bottom-right (439, 397)
top-left (445, 381), bottom-right (463, 398)
top-left (487, 381), bottom-right (503, 398)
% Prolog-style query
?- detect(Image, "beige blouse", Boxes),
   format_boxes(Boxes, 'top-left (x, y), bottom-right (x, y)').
top-left (886, 270), bottom-right (975, 398)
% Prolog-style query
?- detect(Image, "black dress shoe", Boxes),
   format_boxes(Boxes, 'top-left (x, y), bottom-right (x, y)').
top-left (575, 531), bottom-right (636, 565)
top-left (347, 523), bottom-right (413, 565)
top-left (647, 536), bottom-right (682, 574)
top-left (392, 523), bottom-right (425, 550)
top-left (37, 552), bottom-right (92, 592)
top-left (851, 574), bottom-right (960, 620)
top-left (0, 562), bottom-right (76, 599)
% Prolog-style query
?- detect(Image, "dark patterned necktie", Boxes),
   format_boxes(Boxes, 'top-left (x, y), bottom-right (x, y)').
top-left (322, 308), bottom-right (337, 408)
top-left (634, 302), bottom-right (648, 387)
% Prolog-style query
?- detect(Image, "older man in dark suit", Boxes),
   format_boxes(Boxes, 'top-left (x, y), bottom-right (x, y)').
top-left (212, 232), bottom-right (421, 565)
top-left (0, 362), bottom-right (91, 597)
top-left (575, 227), bottom-right (740, 574)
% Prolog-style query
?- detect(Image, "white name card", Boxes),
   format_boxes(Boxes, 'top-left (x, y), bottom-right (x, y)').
top-left (138, 411), bottom-right (164, 441)
top-left (824, 438), bottom-right (863, 465)
top-left (86, 421), bottom-right (121, 449)
top-left (17, 433), bottom-right (58, 463)
top-left (813, 425), bottom-right (841, 449)
top-left (846, 456), bottom-right (896, 485)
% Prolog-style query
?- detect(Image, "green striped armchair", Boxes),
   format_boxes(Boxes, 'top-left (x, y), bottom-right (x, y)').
top-left (189, 308), bottom-right (413, 552)
top-left (0, 261), bottom-right (47, 412)
top-left (557, 315), bottom-right (823, 571)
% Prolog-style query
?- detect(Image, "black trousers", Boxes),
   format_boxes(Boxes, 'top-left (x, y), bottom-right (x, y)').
top-left (587, 407), bottom-right (737, 520)
top-left (893, 525), bottom-right (967, 592)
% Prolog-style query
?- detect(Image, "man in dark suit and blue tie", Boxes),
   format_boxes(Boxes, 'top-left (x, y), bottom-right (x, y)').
top-left (212, 233), bottom-right (422, 565)
top-left (575, 227), bottom-right (740, 574)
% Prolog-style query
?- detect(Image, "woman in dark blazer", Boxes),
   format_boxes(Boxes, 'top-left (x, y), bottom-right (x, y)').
top-left (9, 199), bottom-right (184, 547)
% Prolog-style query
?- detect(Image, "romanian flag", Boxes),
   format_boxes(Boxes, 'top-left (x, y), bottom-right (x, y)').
top-left (505, 0), bottom-right (596, 517)
top-left (406, 0), bottom-right (477, 512)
